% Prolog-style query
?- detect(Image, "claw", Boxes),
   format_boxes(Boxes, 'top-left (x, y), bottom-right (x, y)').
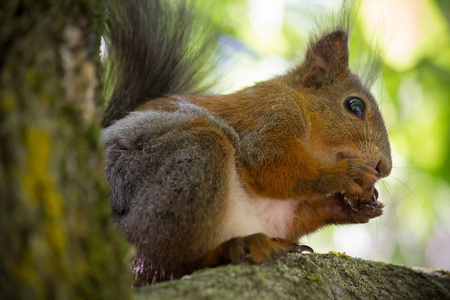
top-left (373, 200), bottom-right (384, 209)
top-left (288, 243), bottom-right (314, 253)
top-left (272, 247), bottom-right (288, 262)
top-left (343, 195), bottom-right (355, 208)
top-left (288, 243), bottom-right (302, 253)
top-left (231, 252), bottom-right (245, 264)
top-left (374, 188), bottom-right (379, 200)
top-left (299, 245), bottom-right (314, 253)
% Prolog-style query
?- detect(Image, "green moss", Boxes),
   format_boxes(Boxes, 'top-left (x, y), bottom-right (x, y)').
top-left (26, 68), bottom-right (39, 89)
top-left (0, 89), bottom-right (16, 114)
top-left (257, 273), bottom-right (267, 281)
top-left (135, 253), bottom-right (450, 300)
top-left (306, 273), bottom-right (323, 285)
top-left (21, 129), bottom-right (66, 251)
top-left (311, 274), bottom-right (322, 281)
top-left (12, 248), bottom-right (45, 297)
top-left (328, 251), bottom-right (351, 258)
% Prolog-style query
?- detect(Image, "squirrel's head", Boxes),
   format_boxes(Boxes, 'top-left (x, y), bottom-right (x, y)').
top-left (288, 30), bottom-right (392, 178)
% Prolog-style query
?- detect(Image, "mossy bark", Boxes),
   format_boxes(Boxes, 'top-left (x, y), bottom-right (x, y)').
top-left (136, 253), bottom-right (450, 300)
top-left (0, 1), bottom-right (131, 299)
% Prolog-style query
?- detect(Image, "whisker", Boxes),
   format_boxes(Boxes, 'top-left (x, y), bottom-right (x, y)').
top-left (391, 166), bottom-right (420, 175)
top-left (386, 120), bottom-right (414, 132)
top-left (387, 176), bottom-right (415, 198)
top-left (378, 179), bottom-right (394, 205)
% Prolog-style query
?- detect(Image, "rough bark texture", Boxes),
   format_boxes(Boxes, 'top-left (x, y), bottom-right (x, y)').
top-left (0, 1), bottom-right (131, 299)
top-left (135, 253), bottom-right (450, 300)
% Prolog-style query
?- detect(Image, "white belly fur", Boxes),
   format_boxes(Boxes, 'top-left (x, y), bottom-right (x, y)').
top-left (218, 164), bottom-right (299, 244)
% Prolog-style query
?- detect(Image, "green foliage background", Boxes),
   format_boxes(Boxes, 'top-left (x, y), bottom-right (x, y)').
top-left (196, 0), bottom-right (450, 270)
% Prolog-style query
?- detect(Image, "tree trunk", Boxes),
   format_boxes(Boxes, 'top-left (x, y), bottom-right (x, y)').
top-left (0, 1), bottom-right (131, 299)
top-left (135, 253), bottom-right (450, 300)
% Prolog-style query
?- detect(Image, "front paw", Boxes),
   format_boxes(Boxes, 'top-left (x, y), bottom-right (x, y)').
top-left (331, 188), bottom-right (384, 224)
top-left (340, 158), bottom-right (378, 202)
top-left (319, 158), bottom-right (377, 204)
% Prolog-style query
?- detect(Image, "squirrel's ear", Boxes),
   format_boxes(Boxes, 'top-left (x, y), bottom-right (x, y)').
top-left (299, 30), bottom-right (349, 89)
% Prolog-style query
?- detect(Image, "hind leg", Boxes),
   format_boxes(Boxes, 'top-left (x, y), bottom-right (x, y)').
top-left (103, 107), bottom-right (242, 284)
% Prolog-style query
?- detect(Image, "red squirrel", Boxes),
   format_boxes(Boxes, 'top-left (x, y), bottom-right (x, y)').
top-left (102, 0), bottom-right (392, 285)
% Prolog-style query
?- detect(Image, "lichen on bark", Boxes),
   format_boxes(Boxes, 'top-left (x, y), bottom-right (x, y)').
top-left (0, 1), bottom-right (131, 299)
top-left (136, 253), bottom-right (450, 300)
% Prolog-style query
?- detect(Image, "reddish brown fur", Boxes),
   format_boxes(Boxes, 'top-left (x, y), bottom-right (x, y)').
top-left (134, 30), bottom-right (391, 275)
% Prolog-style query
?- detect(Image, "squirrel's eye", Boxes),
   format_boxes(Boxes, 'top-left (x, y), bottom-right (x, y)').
top-left (344, 97), bottom-right (365, 120)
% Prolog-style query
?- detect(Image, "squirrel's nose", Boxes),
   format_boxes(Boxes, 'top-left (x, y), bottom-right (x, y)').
top-left (374, 155), bottom-right (392, 178)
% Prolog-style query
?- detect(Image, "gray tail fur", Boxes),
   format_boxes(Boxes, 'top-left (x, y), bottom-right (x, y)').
top-left (102, 0), bottom-right (221, 128)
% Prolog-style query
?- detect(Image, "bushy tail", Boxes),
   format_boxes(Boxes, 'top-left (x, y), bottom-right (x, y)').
top-left (102, 0), bottom-right (220, 128)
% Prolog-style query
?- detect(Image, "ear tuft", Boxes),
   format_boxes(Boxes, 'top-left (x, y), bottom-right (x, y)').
top-left (298, 30), bottom-right (350, 89)
top-left (311, 30), bottom-right (349, 67)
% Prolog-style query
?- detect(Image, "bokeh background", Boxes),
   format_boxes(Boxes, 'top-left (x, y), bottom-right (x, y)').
top-left (199, 0), bottom-right (450, 270)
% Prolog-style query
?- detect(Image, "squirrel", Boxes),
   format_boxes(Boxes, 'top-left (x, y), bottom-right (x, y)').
top-left (101, 0), bottom-right (392, 285)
